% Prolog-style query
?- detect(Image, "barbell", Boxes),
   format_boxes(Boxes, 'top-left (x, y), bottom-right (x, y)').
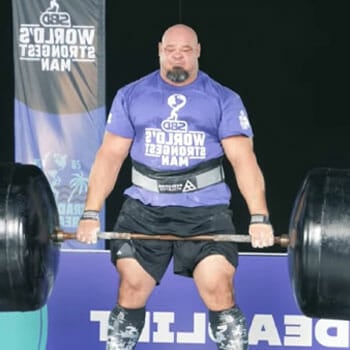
top-left (1, 163), bottom-right (350, 321)
top-left (52, 231), bottom-right (290, 246)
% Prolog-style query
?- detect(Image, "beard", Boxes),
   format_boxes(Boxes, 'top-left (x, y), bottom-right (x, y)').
top-left (166, 67), bottom-right (190, 83)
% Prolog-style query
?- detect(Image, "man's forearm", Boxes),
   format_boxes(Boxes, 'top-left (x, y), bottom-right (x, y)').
top-left (234, 161), bottom-right (269, 216)
top-left (84, 152), bottom-right (124, 211)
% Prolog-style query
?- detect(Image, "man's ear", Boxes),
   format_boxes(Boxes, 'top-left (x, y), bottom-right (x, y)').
top-left (197, 43), bottom-right (201, 58)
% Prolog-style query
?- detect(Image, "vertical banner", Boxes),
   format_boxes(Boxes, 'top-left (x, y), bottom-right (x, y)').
top-left (12, 0), bottom-right (106, 249)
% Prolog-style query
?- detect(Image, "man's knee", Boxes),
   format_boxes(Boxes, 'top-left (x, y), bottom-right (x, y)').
top-left (194, 257), bottom-right (235, 309)
top-left (117, 278), bottom-right (155, 308)
top-left (117, 259), bottom-right (156, 307)
top-left (201, 288), bottom-right (235, 310)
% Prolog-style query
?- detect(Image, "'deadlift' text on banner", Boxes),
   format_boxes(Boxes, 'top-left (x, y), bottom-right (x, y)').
top-left (12, 0), bottom-right (106, 249)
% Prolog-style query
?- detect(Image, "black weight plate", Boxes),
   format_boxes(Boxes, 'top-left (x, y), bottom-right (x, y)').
top-left (0, 163), bottom-right (60, 311)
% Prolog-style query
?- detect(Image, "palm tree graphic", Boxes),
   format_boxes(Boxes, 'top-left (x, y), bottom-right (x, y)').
top-left (68, 172), bottom-right (88, 202)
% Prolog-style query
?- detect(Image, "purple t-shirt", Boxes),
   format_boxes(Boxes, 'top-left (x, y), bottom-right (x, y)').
top-left (106, 70), bottom-right (253, 207)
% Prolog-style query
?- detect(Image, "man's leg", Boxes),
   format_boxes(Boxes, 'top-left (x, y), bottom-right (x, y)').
top-left (209, 305), bottom-right (248, 350)
top-left (106, 304), bottom-right (146, 350)
top-left (106, 198), bottom-right (177, 349)
top-left (106, 254), bottom-right (157, 350)
top-left (193, 255), bottom-right (248, 350)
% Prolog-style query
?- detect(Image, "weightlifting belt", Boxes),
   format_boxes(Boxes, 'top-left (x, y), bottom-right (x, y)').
top-left (131, 157), bottom-right (225, 193)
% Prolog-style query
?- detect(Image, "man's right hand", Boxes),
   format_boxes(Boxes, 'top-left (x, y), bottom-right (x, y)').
top-left (76, 219), bottom-right (100, 244)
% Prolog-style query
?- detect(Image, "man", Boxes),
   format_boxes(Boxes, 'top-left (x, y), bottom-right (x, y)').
top-left (77, 24), bottom-right (274, 350)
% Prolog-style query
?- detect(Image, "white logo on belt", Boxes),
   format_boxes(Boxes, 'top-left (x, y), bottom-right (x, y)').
top-left (182, 180), bottom-right (197, 192)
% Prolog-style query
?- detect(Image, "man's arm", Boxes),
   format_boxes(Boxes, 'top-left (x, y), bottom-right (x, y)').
top-left (222, 135), bottom-right (268, 215)
top-left (221, 135), bottom-right (274, 248)
top-left (76, 131), bottom-right (132, 244)
top-left (84, 131), bottom-right (133, 211)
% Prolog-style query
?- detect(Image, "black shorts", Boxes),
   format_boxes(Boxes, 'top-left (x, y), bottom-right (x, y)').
top-left (110, 197), bottom-right (239, 284)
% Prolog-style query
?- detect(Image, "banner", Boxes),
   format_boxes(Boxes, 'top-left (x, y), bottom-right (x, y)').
top-left (1, 252), bottom-right (345, 349)
top-left (12, 0), bottom-right (106, 249)
top-left (45, 251), bottom-right (345, 350)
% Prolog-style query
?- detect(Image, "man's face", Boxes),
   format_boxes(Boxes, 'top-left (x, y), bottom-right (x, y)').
top-left (159, 27), bottom-right (200, 84)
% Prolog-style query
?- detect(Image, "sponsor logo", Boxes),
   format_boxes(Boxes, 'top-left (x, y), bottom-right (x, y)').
top-left (17, 0), bottom-right (96, 72)
top-left (182, 179), bottom-right (197, 192)
top-left (144, 94), bottom-right (207, 167)
top-left (239, 110), bottom-right (251, 130)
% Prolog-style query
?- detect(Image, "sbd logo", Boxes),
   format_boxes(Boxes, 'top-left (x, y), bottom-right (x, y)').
top-left (40, 11), bottom-right (71, 28)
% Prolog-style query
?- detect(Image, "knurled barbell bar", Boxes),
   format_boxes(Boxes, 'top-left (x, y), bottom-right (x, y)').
top-left (1, 163), bottom-right (350, 321)
top-left (51, 231), bottom-right (290, 246)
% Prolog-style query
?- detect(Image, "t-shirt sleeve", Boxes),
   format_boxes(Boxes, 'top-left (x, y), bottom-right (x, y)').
top-left (218, 89), bottom-right (254, 140)
top-left (105, 89), bottom-right (135, 138)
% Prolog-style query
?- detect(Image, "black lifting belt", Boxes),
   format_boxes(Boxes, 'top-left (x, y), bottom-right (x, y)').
top-left (131, 157), bottom-right (225, 193)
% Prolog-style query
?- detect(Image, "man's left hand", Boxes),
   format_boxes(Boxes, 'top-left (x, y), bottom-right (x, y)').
top-left (249, 223), bottom-right (274, 248)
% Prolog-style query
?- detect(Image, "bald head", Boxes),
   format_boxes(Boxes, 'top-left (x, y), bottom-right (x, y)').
top-left (158, 24), bottom-right (201, 86)
top-left (161, 24), bottom-right (199, 45)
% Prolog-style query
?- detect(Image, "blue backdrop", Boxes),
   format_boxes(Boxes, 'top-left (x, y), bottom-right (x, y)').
top-left (1, 252), bottom-right (347, 350)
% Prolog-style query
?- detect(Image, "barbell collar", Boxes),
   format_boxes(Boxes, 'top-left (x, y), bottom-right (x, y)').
top-left (52, 230), bottom-right (290, 248)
